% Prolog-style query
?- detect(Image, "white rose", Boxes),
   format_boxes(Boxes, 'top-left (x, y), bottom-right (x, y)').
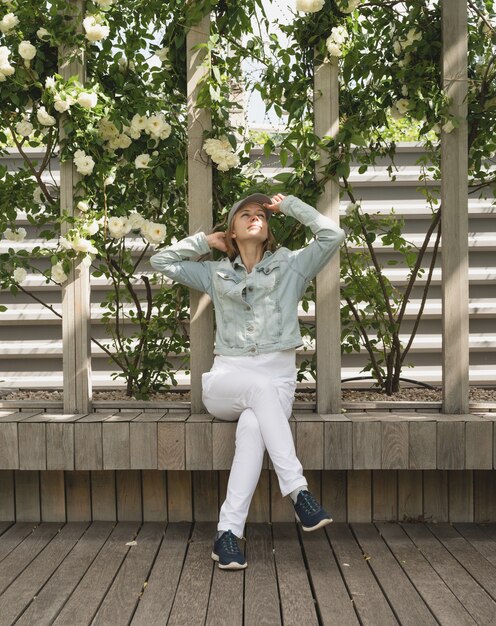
top-left (45, 75), bottom-right (56, 90)
top-left (393, 40), bottom-right (402, 56)
top-left (4, 227), bottom-right (26, 241)
top-left (142, 222), bottom-right (166, 244)
top-left (159, 122), bottom-right (172, 140)
top-left (345, 203), bottom-right (357, 216)
top-left (77, 200), bottom-right (90, 212)
top-left (442, 120), bottom-right (455, 133)
top-left (94, 0), bottom-right (114, 7)
top-left (15, 119), bottom-right (33, 137)
top-left (330, 26), bottom-right (348, 45)
top-left (295, 0), bottom-right (324, 12)
top-left (116, 133), bottom-right (132, 149)
top-left (19, 41), bottom-right (36, 61)
top-left (53, 94), bottom-right (72, 113)
top-left (58, 236), bottom-right (72, 250)
top-left (0, 12), bottom-right (19, 33)
top-left (72, 235), bottom-right (98, 254)
top-left (339, 0), bottom-right (361, 12)
top-left (73, 149), bottom-right (95, 176)
top-left (77, 91), bottom-right (98, 108)
top-left (83, 15), bottom-right (110, 42)
top-left (395, 98), bottom-right (410, 115)
top-left (37, 106), bottom-right (56, 126)
top-left (13, 267), bottom-right (27, 283)
top-left (389, 105), bottom-right (402, 120)
top-left (51, 263), bottom-right (67, 283)
top-left (0, 46), bottom-right (15, 77)
top-left (107, 216), bottom-right (130, 238)
top-left (326, 41), bottom-right (342, 57)
top-left (145, 113), bottom-right (167, 138)
top-left (84, 220), bottom-right (100, 236)
top-left (98, 117), bottom-right (119, 140)
top-left (37, 27), bottom-right (50, 41)
top-left (135, 153), bottom-right (151, 169)
top-left (128, 211), bottom-right (146, 230)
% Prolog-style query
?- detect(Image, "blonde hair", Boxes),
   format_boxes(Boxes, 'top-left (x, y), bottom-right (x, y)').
top-left (224, 203), bottom-right (277, 261)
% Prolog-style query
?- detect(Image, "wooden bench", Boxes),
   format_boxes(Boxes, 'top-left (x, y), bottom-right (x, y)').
top-left (1, 409), bottom-right (496, 523)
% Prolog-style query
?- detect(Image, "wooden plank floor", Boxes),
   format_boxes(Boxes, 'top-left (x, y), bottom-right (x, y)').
top-left (2, 521), bottom-right (496, 625)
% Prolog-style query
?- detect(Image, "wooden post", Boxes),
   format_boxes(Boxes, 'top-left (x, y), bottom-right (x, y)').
top-left (441, 0), bottom-right (469, 413)
top-left (186, 14), bottom-right (214, 413)
top-left (314, 56), bottom-right (341, 414)
top-left (59, 0), bottom-right (92, 413)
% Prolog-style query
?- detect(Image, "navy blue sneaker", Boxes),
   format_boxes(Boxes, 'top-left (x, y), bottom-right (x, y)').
top-left (211, 530), bottom-right (247, 570)
top-left (293, 490), bottom-right (333, 531)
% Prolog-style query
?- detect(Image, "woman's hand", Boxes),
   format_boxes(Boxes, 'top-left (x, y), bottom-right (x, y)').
top-left (206, 231), bottom-right (228, 252)
top-left (263, 193), bottom-right (286, 213)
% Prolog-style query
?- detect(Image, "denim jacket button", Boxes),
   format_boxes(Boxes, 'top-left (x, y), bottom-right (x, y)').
top-left (248, 286), bottom-right (253, 291)
top-left (250, 347), bottom-right (256, 353)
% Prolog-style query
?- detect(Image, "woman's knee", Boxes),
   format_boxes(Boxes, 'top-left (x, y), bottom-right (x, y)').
top-left (236, 409), bottom-right (264, 445)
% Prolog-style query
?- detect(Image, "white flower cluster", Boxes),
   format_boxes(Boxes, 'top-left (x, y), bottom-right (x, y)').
top-left (337, 0), bottom-right (362, 13)
top-left (3, 227), bottom-right (27, 242)
top-left (106, 212), bottom-right (167, 245)
top-left (44, 75), bottom-right (99, 113)
top-left (37, 105), bottom-right (56, 126)
top-left (0, 46), bottom-right (15, 81)
top-left (390, 98), bottom-right (410, 120)
top-left (93, 0), bottom-right (114, 8)
top-left (203, 137), bottom-right (240, 172)
top-left (326, 25), bottom-right (349, 58)
top-left (295, 0), bottom-right (324, 13)
top-left (0, 12), bottom-right (18, 33)
top-left (59, 233), bottom-right (98, 255)
top-left (18, 40), bottom-right (36, 66)
top-left (98, 113), bottom-right (171, 154)
top-left (392, 28), bottom-right (422, 66)
top-left (15, 117), bottom-right (33, 137)
top-left (83, 14), bottom-right (110, 42)
top-left (73, 149), bottom-right (96, 176)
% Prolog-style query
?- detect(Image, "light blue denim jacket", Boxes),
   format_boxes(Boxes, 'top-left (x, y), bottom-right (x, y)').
top-left (149, 195), bottom-right (346, 356)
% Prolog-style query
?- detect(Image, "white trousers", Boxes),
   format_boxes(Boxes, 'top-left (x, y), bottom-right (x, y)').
top-left (201, 348), bottom-right (308, 538)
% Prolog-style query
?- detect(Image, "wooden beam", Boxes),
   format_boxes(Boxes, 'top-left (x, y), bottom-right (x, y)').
top-left (59, 0), bottom-right (92, 413)
top-left (441, 0), bottom-right (469, 413)
top-left (186, 14), bottom-right (214, 413)
top-left (314, 56), bottom-right (341, 414)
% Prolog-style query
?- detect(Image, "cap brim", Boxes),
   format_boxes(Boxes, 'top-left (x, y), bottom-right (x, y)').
top-left (228, 194), bottom-right (272, 225)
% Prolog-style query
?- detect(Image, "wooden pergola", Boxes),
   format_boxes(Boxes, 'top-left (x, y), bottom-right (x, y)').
top-left (62, 0), bottom-right (469, 416)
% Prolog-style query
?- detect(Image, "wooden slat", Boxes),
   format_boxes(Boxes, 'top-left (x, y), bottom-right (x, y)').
top-left (186, 13), bottom-right (214, 414)
top-left (192, 471), bottom-right (218, 521)
top-left (66, 470), bottom-right (91, 521)
top-left (424, 470), bottom-right (449, 522)
top-left (314, 54), bottom-right (341, 415)
top-left (91, 522), bottom-right (164, 624)
top-left (353, 422), bottom-right (381, 469)
top-left (372, 470), bottom-right (397, 521)
top-left (449, 471), bottom-right (473, 522)
top-left (167, 470), bottom-right (193, 522)
top-left (130, 422), bottom-right (157, 469)
top-left (212, 421), bottom-right (236, 470)
top-left (40, 471), bottom-right (65, 522)
top-left (378, 522), bottom-right (476, 625)
top-left (18, 422), bottom-right (45, 469)
top-left (158, 420), bottom-right (186, 470)
top-left (142, 470), bottom-right (167, 522)
top-left (403, 523), bottom-right (496, 623)
top-left (466, 421), bottom-right (492, 469)
top-left (14, 522), bottom-right (113, 626)
top-left (474, 471), bottom-right (496, 522)
top-left (51, 522), bottom-right (141, 625)
top-left (116, 470), bottom-right (142, 521)
top-left (15, 470), bottom-right (41, 521)
top-left (327, 523), bottom-right (398, 625)
top-left (300, 528), bottom-right (359, 625)
top-left (186, 417), bottom-right (212, 470)
top-left (347, 470), bottom-right (371, 522)
top-left (130, 523), bottom-right (191, 625)
top-left (409, 421), bottom-right (436, 469)
top-left (206, 540), bottom-right (244, 625)
top-left (167, 522), bottom-right (215, 626)
top-left (322, 470), bottom-right (347, 522)
top-left (398, 470), bottom-right (423, 522)
top-left (324, 420), bottom-right (352, 469)
top-left (103, 422), bottom-right (130, 469)
top-left (270, 471), bottom-right (295, 522)
top-left (0, 522), bottom-right (88, 624)
top-left (295, 416), bottom-right (323, 469)
top-left (244, 524), bottom-right (281, 626)
top-left (441, 0), bottom-right (469, 413)
top-left (0, 423), bottom-right (18, 469)
top-left (272, 523), bottom-right (319, 625)
top-left (382, 421), bottom-right (408, 469)
top-left (75, 422), bottom-right (103, 470)
top-left (47, 423), bottom-right (74, 470)
top-left (455, 523), bottom-right (496, 567)
top-left (353, 523), bottom-right (437, 625)
top-left (0, 522), bottom-right (35, 562)
top-left (91, 470), bottom-right (116, 521)
top-left (0, 471), bottom-right (14, 521)
top-left (437, 422), bottom-right (465, 469)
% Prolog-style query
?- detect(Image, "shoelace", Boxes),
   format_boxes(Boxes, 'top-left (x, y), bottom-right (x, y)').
top-left (298, 491), bottom-right (320, 514)
top-left (220, 531), bottom-right (241, 555)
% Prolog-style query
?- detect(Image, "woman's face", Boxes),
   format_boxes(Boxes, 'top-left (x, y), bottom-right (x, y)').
top-left (231, 202), bottom-right (268, 244)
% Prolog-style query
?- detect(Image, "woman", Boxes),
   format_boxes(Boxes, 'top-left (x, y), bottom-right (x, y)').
top-left (150, 192), bottom-right (346, 570)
